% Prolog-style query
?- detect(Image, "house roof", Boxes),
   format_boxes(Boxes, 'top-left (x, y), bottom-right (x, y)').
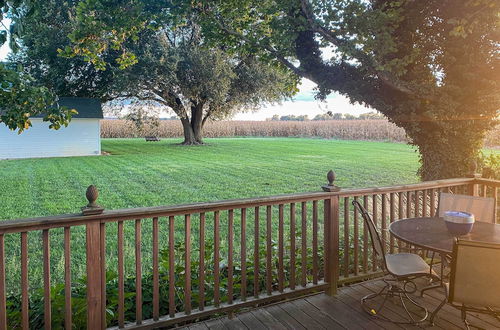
top-left (33, 97), bottom-right (103, 119)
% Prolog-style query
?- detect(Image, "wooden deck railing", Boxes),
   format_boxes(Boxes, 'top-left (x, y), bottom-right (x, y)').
top-left (0, 173), bottom-right (498, 329)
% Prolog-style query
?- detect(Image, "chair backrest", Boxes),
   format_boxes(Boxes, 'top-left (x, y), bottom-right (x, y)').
top-left (449, 239), bottom-right (500, 309)
top-left (438, 193), bottom-right (496, 223)
top-left (352, 200), bottom-right (386, 266)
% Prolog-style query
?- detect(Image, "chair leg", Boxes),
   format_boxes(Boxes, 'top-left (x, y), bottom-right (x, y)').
top-left (420, 284), bottom-right (440, 297)
top-left (400, 291), bottom-right (428, 323)
top-left (421, 272), bottom-right (443, 298)
top-left (361, 277), bottom-right (428, 324)
top-left (429, 294), bottom-right (447, 325)
top-left (461, 306), bottom-right (471, 330)
top-left (429, 252), bottom-right (435, 276)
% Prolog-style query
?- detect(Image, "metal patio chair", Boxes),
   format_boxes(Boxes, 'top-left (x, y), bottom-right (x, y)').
top-left (437, 192), bottom-right (495, 223)
top-left (428, 192), bottom-right (496, 281)
top-left (352, 200), bottom-right (441, 324)
top-left (429, 239), bottom-right (500, 329)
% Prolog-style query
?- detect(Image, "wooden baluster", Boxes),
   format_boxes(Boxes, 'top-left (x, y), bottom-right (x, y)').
top-left (253, 207), bottom-right (260, 298)
top-left (199, 213), bottom-right (206, 310)
top-left (214, 211), bottom-right (221, 306)
top-left (152, 217), bottom-right (159, 320)
top-left (100, 223), bottom-right (106, 329)
top-left (362, 196), bottom-right (369, 273)
top-left (278, 204), bottom-right (285, 291)
top-left (118, 221), bottom-right (125, 327)
top-left (415, 190), bottom-right (420, 218)
top-left (266, 205), bottom-right (272, 295)
top-left (21, 232), bottom-right (29, 330)
top-left (185, 214), bottom-right (192, 314)
top-left (482, 185), bottom-right (487, 197)
top-left (422, 190), bottom-right (429, 258)
top-left (381, 194), bottom-right (387, 255)
top-left (430, 189), bottom-right (436, 217)
top-left (0, 235), bottom-right (6, 329)
top-left (290, 203), bottom-right (296, 290)
top-left (389, 193), bottom-right (395, 254)
top-left (43, 229), bottom-right (51, 330)
top-left (406, 191), bottom-right (413, 252)
top-left (312, 201), bottom-right (319, 284)
top-left (168, 216), bottom-right (175, 317)
top-left (135, 219), bottom-right (142, 324)
top-left (398, 192), bottom-right (405, 252)
top-left (406, 191), bottom-right (412, 218)
top-left (64, 227), bottom-right (72, 330)
top-left (301, 202), bottom-right (307, 287)
top-left (240, 209), bottom-right (247, 300)
top-left (494, 188), bottom-right (498, 224)
top-left (422, 190), bottom-right (428, 217)
top-left (343, 197), bottom-right (349, 278)
top-left (353, 197), bottom-right (359, 276)
top-left (372, 195), bottom-right (378, 271)
top-left (227, 210), bottom-right (234, 304)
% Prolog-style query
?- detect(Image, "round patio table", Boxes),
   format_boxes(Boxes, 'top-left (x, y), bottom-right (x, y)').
top-left (389, 217), bottom-right (500, 255)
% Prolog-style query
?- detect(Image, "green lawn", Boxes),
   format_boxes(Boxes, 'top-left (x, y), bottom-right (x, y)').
top-left (0, 138), bottom-right (420, 220)
top-left (0, 138), bottom-right (422, 291)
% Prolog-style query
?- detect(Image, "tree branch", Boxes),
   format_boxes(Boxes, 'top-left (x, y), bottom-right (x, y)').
top-left (214, 17), bottom-right (309, 78)
top-left (298, 0), bottom-right (418, 97)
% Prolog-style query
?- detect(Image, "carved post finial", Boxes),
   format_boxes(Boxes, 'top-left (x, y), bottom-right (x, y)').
top-left (82, 185), bottom-right (104, 215)
top-left (468, 158), bottom-right (482, 178)
top-left (327, 170), bottom-right (335, 185)
top-left (322, 170), bottom-right (340, 192)
top-left (86, 185), bottom-right (99, 208)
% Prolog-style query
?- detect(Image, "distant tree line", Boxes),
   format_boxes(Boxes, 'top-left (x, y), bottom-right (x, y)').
top-left (267, 111), bottom-right (385, 121)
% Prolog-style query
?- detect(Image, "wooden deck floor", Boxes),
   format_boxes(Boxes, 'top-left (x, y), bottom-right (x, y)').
top-left (179, 278), bottom-right (500, 330)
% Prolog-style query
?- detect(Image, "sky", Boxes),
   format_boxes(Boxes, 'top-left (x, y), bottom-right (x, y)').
top-left (233, 79), bottom-right (372, 120)
top-left (0, 18), bottom-right (10, 60)
top-left (0, 18), bottom-right (372, 121)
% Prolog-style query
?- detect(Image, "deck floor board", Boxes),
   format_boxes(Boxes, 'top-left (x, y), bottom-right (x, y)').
top-left (178, 278), bottom-right (499, 329)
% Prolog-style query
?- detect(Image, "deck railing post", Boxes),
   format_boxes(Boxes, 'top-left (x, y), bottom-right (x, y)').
top-left (322, 171), bottom-right (340, 296)
top-left (467, 160), bottom-right (482, 196)
top-left (468, 173), bottom-right (482, 197)
top-left (82, 186), bottom-right (105, 330)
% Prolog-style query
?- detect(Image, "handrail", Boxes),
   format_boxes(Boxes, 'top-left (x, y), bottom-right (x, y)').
top-left (0, 177), bottom-right (478, 234)
top-left (475, 178), bottom-right (500, 187)
top-left (0, 174), bottom-right (497, 330)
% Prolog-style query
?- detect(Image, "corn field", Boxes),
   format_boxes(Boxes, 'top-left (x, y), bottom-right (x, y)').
top-left (101, 119), bottom-right (499, 147)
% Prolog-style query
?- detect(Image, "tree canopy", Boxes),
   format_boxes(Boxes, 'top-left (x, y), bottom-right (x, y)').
top-left (13, 1), bottom-right (297, 144)
top-left (0, 1), bottom-right (75, 132)
top-left (64, 0), bottom-right (500, 179)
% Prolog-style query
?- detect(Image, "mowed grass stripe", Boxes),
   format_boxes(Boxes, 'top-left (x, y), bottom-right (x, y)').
top-left (0, 138), bottom-right (421, 289)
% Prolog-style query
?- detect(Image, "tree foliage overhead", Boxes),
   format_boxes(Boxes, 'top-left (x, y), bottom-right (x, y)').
top-left (197, 0), bottom-right (500, 179)
top-left (0, 1), bottom-right (75, 133)
top-left (65, 0), bottom-right (500, 179)
top-left (14, 0), bottom-right (297, 144)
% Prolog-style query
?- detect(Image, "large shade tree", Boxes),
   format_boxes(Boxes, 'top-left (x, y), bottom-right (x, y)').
top-left (14, 1), bottom-right (297, 144)
top-left (107, 26), bottom-right (298, 144)
top-left (65, 0), bottom-right (499, 180)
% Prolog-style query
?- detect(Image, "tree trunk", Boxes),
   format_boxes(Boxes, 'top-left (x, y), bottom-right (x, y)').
top-left (180, 103), bottom-right (204, 145)
top-left (180, 118), bottom-right (197, 145)
top-left (406, 120), bottom-right (484, 181)
top-left (291, 28), bottom-right (493, 181)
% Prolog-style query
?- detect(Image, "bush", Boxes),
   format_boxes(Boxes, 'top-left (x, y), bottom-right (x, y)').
top-left (479, 152), bottom-right (500, 179)
top-left (6, 238), bottom-right (324, 328)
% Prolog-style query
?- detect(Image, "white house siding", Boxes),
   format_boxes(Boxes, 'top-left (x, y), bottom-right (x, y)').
top-left (0, 118), bottom-right (101, 159)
